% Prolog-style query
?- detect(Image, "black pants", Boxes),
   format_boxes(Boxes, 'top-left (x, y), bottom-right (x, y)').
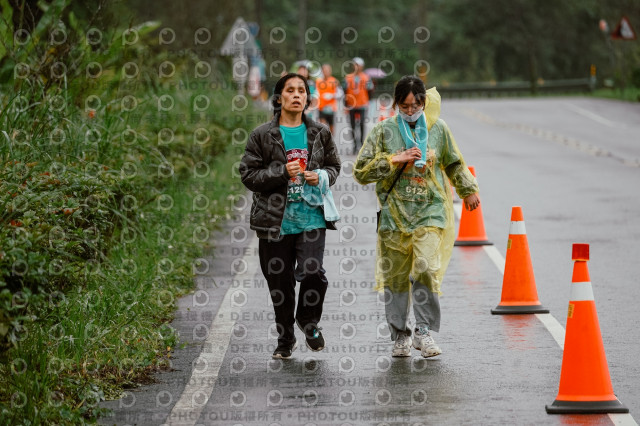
top-left (348, 107), bottom-right (367, 154)
top-left (258, 228), bottom-right (328, 345)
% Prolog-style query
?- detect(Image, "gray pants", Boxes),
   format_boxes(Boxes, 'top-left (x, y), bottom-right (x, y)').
top-left (384, 277), bottom-right (441, 341)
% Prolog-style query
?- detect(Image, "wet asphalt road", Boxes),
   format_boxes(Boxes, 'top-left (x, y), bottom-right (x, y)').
top-left (101, 97), bottom-right (640, 425)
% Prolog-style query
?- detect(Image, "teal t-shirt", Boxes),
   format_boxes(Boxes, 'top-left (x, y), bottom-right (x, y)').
top-left (279, 123), bottom-right (326, 235)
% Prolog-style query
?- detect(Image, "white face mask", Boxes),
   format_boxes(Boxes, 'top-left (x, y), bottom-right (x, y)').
top-left (398, 109), bottom-right (423, 123)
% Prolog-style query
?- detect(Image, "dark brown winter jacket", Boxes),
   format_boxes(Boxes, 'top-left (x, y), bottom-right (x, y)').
top-left (239, 113), bottom-right (341, 239)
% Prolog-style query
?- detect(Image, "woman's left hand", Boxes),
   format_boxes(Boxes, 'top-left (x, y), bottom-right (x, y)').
top-left (463, 193), bottom-right (480, 211)
top-left (304, 171), bottom-right (319, 186)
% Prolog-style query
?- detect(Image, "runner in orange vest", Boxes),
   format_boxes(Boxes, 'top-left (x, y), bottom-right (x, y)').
top-left (316, 64), bottom-right (341, 134)
top-left (343, 57), bottom-right (373, 154)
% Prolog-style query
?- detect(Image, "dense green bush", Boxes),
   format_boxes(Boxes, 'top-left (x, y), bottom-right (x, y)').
top-left (632, 68), bottom-right (640, 89)
top-left (0, 0), bottom-right (261, 422)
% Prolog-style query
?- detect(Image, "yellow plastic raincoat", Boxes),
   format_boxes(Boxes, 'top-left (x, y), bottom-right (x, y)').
top-left (353, 88), bottom-right (478, 295)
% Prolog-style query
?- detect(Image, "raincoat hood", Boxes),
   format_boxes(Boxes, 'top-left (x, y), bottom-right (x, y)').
top-left (424, 87), bottom-right (441, 131)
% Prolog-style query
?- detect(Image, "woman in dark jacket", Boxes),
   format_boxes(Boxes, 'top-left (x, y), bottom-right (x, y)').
top-left (239, 73), bottom-right (341, 359)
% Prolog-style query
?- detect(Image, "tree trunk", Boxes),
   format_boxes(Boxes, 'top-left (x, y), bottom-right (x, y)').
top-left (418, 0), bottom-right (429, 83)
top-left (254, 0), bottom-right (262, 43)
top-left (297, 0), bottom-right (307, 60)
top-left (528, 41), bottom-right (538, 95)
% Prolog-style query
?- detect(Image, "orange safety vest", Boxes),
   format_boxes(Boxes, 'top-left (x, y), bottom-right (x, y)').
top-left (316, 76), bottom-right (339, 112)
top-left (344, 72), bottom-right (371, 109)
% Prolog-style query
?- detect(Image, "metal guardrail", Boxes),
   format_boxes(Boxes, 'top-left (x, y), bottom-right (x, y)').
top-left (436, 78), bottom-right (594, 98)
top-left (373, 78), bottom-right (595, 98)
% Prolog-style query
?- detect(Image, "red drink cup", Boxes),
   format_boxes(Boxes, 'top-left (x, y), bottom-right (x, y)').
top-left (288, 159), bottom-right (304, 182)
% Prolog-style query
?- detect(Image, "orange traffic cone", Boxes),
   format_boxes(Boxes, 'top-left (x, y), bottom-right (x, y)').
top-left (491, 206), bottom-right (548, 314)
top-left (454, 166), bottom-right (491, 246)
top-left (546, 243), bottom-right (628, 414)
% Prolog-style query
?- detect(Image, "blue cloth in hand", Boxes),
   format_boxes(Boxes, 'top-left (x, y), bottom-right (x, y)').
top-left (398, 113), bottom-right (429, 168)
top-left (302, 169), bottom-right (340, 222)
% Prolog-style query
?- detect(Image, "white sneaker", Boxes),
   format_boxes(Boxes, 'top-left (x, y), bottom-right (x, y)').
top-left (413, 326), bottom-right (442, 358)
top-left (392, 333), bottom-right (413, 357)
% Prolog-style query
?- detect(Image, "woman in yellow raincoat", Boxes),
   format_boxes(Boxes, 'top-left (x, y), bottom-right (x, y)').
top-left (354, 76), bottom-right (480, 358)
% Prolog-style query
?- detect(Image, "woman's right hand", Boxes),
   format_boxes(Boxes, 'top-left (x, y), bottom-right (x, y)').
top-left (391, 147), bottom-right (422, 164)
top-left (286, 160), bottom-right (301, 177)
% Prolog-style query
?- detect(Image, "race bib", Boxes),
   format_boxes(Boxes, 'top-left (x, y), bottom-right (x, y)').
top-left (395, 173), bottom-right (430, 203)
top-left (286, 148), bottom-right (308, 202)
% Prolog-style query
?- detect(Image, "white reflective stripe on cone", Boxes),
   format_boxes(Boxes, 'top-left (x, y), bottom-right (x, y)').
top-left (509, 221), bottom-right (526, 235)
top-left (570, 282), bottom-right (595, 301)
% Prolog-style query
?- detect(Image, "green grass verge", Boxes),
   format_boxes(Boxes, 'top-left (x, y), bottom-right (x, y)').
top-left (590, 87), bottom-right (640, 102)
top-left (0, 4), bottom-right (270, 423)
top-left (0, 138), bottom-right (248, 423)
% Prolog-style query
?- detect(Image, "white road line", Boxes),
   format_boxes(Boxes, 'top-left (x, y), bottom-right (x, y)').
top-left (453, 204), bottom-right (637, 425)
top-left (482, 245), bottom-right (505, 275)
top-left (534, 313), bottom-right (565, 350)
top-left (565, 102), bottom-right (617, 128)
top-left (609, 414), bottom-right (639, 426)
top-left (164, 237), bottom-right (258, 426)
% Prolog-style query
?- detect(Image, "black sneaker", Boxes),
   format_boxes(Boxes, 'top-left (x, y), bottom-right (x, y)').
top-left (296, 319), bottom-right (325, 352)
top-left (272, 340), bottom-right (298, 359)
